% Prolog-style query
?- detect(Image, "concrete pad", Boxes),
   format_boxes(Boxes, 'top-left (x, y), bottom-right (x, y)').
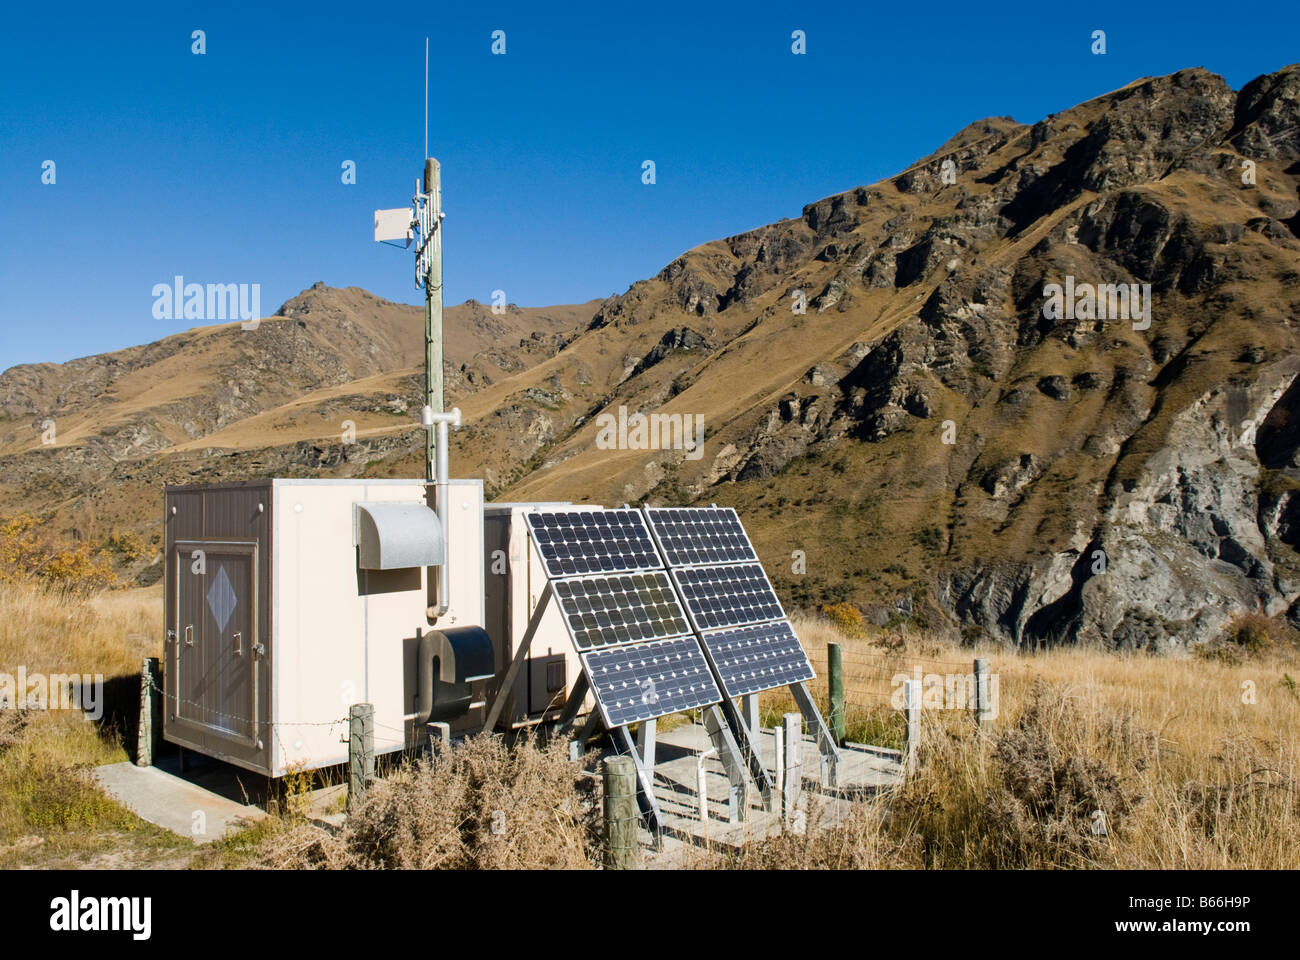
top-left (640, 723), bottom-right (903, 852)
top-left (95, 762), bottom-right (267, 844)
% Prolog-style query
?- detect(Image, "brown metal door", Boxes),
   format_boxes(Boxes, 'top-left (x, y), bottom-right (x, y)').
top-left (172, 540), bottom-right (260, 745)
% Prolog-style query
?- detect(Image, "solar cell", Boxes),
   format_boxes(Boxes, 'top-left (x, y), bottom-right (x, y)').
top-left (645, 507), bottom-right (757, 566)
top-left (552, 572), bottom-right (691, 649)
top-left (671, 563), bottom-right (785, 631)
top-left (525, 509), bottom-right (660, 577)
top-left (582, 637), bottom-right (721, 727)
top-left (700, 620), bottom-right (814, 697)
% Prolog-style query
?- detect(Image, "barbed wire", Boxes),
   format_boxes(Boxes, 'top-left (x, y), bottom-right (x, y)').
top-left (814, 649), bottom-right (979, 670)
top-left (144, 675), bottom-right (348, 731)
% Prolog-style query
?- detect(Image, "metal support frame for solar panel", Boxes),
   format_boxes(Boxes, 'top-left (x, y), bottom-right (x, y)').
top-left (643, 506), bottom-right (841, 789)
top-left (522, 508), bottom-right (749, 836)
top-left (482, 582), bottom-right (554, 733)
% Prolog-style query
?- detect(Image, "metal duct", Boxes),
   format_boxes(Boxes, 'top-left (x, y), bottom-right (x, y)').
top-left (416, 625), bottom-right (494, 722)
top-left (354, 502), bottom-right (444, 570)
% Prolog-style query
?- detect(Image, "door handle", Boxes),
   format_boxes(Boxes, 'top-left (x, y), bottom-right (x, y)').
top-left (233, 631), bottom-right (243, 656)
top-left (183, 624), bottom-right (194, 647)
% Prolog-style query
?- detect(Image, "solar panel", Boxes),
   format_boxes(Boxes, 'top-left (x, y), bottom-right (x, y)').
top-left (701, 620), bottom-right (814, 697)
top-left (645, 507), bottom-right (757, 566)
top-left (671, 563), bottom-right (786, 631)
top-left (525, 509), bottom-right (661, 578)
top-left (582, 637), bottom-right (722, 728)
top-left (552, 572), bottom-right (691, 650)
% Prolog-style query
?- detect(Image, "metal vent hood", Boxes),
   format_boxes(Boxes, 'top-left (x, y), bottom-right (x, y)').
top-left (354, 501), bottom-right (444, 569)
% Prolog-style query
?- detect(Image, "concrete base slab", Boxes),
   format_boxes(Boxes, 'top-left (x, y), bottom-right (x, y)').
top-left (641, 723), bottom-right (902, 853)
top-left (95, 762), bottom-right (267, 844)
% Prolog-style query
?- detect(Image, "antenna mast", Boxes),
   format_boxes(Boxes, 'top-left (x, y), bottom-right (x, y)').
top-left (415, 36), bottom-right (443, 480)
top-left (373, 40), bottom-right (446, 485)
top-left (371, 46), bottom-right (457, 618)
top-left (424, 37), bottom-right (429, 160)
top-left (417, 158), bottom-right (444, 479)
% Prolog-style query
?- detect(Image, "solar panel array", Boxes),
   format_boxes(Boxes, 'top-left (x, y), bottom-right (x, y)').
top-left (700, 621), bottom-right (815, 697)
top-left (644, 507), bottom-right (756, 566)
top-left (670, 563), bottom-right (786, 631)
top-left (525, 509), bottom-right (660, 578)
top-left (526, 506), bottom-right (814, 728)
top-left (644, 507), bottom-right (814, 700)
top-left (526, 509), bottom-right (719, 729)
top-left (582, 638), bottom-right (721, 727)
top-left (553, 572), bottom-right (689, 650)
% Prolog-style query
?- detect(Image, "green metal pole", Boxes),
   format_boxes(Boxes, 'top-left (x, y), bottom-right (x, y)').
top-left (827, 641), bottom-right (845, 746)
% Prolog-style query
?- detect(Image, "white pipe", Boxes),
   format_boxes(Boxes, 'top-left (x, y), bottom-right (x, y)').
top-left (423, 406), bottom-right (461, 618)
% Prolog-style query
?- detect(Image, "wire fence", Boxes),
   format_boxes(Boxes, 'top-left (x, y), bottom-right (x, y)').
top-left (140, 638), bottom-right (990, 779)
top-left (760, 642), bottom-right (990, 750)
top-left (804, 645), bottom-right (980, 706)
top-left (144, 674), bottom-right (349, 735)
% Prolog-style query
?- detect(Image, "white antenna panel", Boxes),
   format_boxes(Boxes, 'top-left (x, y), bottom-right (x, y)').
top-left (374, 208), bottom-right (414, 244)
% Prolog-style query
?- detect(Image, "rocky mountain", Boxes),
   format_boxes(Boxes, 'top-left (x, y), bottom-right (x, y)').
top-left (3, 65), bottom-right (1299, 651)
top-left (0, 289), bottom-right (594, 538)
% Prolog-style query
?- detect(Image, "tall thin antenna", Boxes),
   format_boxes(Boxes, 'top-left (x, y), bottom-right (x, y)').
top-left (424, 37), bottom-right (429, 159)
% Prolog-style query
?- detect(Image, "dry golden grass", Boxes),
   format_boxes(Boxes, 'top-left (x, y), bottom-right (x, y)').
top-left (2, 578), bottom-right (1297, 869)
top-left (0, 582), bottom-right (161, 678)
top-left (203, 734), bottom-right (601, 870)
top-left (984, 639), bottom-right (1299, 868)
top-left (0, 581), bottom-right (181, 866)
top-left (728, 613), bottom-right (1300, 869)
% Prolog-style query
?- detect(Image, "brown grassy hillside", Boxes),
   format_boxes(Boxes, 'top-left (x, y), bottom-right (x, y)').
top-left (3, 67), bottom-right (1300, 648)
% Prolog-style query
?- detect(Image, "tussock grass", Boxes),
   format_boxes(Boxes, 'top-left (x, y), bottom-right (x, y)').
top-left (0, 580), bottom-right (161, 679)
top-left (206, 734), bottom-right (601, 870)
top-left (0, 580), bottom-right (179, 866)
top-left (720, 617), bottom-right (1300, 869)
top-left (2, 578), bottom-right (1297, 869)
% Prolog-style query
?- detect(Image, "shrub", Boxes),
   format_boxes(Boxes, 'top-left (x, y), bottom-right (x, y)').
top-left (880, 681), bottom-right (1141, 869)
top-left (914, 525), bottom-right (944, 555)
top-left (820, 601), bottom-right (865, 637)
top-left (983, 684), bottom-right (1137, 866)
top-left (1224, 613), bottom-right (1275, 652)
top-left (0, 515), bottom-right (117, 594)
top-left (249, 734), bottom-right (600, 870)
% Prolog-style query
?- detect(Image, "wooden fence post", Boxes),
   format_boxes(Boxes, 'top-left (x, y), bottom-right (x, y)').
top-left (974, 658), bottom-right (993, 730)
top-left (602, 755), bottom-right (639, 869)
top-left (827, 642), bottom-right (845, 746)
top-left (782, 712), bottom-right (802, 821)
top-left (136, 657), bottom-right (161, 767)
top-left (348, 703), bottom-right (375, 813)
top-left (772, 723), bottom-right (785, 819)
top-left (904, 676), bottom-right (920, 776)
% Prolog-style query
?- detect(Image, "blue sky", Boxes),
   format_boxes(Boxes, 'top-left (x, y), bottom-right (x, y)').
top-left (1, 1), bottom-right (1296, 371)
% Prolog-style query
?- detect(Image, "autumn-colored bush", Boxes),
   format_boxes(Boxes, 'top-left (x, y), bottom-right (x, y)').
top-left (101, 532), bottom-right (148, 564)
top-left (1224, 612), bottom-right (1277, 651)
top-left (0, 515), bottom-right (116, 594)
top-left (819, 601), bottom-right (865, 637)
